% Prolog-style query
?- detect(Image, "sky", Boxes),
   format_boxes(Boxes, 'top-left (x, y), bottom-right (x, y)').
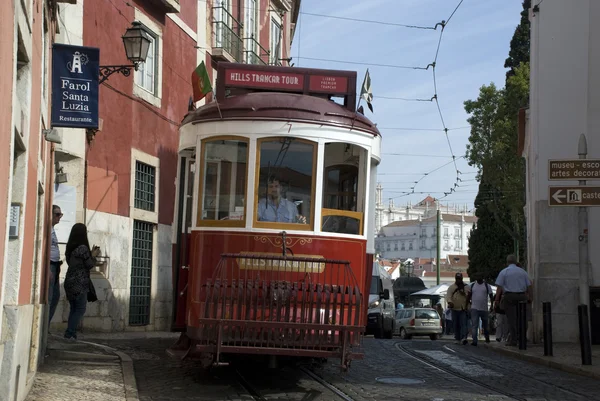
top-left (290, 0), bottom-right (525, 212)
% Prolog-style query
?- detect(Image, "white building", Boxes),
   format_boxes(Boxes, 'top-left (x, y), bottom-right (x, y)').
top-left (525, 0), bottom-right (600, 343)
top-left (374, 186), bottom-right (473, 233)
top-left (375, 213), bottom-right (477, 261)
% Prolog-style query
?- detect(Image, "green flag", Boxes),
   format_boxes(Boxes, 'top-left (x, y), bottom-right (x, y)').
top-left (192, 61), bottom-right (212, 102)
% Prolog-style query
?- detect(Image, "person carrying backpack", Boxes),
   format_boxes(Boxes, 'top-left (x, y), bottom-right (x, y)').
top-left (466, 273), bottom-right (494, 346)
top-left (445, 272), bottom-right (470, 345)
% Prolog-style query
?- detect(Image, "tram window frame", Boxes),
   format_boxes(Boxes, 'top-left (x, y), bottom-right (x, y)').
top-left (196, 136), bottom-right (249, 228)
top-left (320, 142), bottom-right (366, 236)
top-left (253, 137), bottom-right (317, 231)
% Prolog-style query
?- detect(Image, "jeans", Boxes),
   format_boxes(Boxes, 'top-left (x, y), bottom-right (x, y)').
top-left (65, 292), bottom-right (87, 339)
top-left (48, 262), bottom-right (61, 324)
top-left (452, 309), bottom-right (467, 341)
top-left (471, 309), bottom-right (489, 344)
top-left (445, 319), bottom-right (453, 335)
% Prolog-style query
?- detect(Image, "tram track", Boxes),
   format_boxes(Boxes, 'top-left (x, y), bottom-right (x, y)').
top-left (446, 343), bottom-right (596, 401)
top-left (233, 364), bottom-right (356, 401)
top-left (396, 342), bottom-right (526, 401)
top-left (396, 342), bottom-right (589, 401)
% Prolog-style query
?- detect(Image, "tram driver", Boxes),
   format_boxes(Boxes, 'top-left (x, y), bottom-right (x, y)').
top-left (257, 176), bottom-right (307, 224)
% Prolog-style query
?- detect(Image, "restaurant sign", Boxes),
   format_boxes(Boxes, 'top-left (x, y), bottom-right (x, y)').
top-left (51, 43), bottom-right (99, 129)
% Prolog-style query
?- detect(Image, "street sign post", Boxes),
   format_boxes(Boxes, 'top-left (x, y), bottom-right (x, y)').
top-left (548, 159), bottom-right (600, 180)
top-left (548, 186), bottom-right (600, 206)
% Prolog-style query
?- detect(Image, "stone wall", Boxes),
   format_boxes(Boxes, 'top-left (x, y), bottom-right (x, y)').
top-left (50, 211), bottom-right (173, 333)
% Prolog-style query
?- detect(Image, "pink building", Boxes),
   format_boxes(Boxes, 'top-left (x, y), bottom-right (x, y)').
top-left (0, 1), bottom-right (58, 400)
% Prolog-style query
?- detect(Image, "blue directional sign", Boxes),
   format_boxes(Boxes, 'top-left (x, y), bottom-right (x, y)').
top-left (51, 43), bottom-right (99, 129)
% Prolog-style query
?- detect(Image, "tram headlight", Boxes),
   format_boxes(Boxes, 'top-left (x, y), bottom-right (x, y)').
top-left (369, 300), bottom-right (380, 309)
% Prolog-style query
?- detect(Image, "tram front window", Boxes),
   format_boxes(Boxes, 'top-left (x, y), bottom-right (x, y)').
top-left (199, 138), bottom-right (248, 225)
top-left (321, 143), bottom-right (366, 235)
top-left (256, 138), bottom-right (315, 227)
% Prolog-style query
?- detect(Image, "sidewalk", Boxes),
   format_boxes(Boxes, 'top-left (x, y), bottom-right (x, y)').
top-left (25, 333), bottom-right (139, 401)
top-left (483, 339), bottom-right (600, 380)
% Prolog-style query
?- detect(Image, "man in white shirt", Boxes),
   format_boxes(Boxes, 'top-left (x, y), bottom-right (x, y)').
top-left (48, 205), bottom-right (63, 325)
top-left (467, 274), bottom-right (494, 346)
top-left (257, 177), bottom-right (306, 224)
top-left (494, 255), bottom-right (532, 346)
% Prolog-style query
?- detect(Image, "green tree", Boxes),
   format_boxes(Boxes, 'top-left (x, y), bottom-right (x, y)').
top-left (505, 0), bottom-right (531, 80)
top-left (467, 173), bottom-right (515, 281)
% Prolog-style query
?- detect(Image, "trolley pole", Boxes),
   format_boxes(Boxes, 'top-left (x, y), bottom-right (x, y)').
top-left (436, 207), bottom-right (441, 285)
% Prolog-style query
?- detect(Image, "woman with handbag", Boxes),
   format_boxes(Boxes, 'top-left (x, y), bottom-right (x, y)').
top-left (63, 223), bottom-right (100, 340)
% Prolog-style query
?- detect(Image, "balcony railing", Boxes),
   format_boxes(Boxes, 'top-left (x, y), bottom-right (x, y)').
top-left (213, 6), bottom-right (243, 62)
top-left (244, 36), bottom-right (270, 65)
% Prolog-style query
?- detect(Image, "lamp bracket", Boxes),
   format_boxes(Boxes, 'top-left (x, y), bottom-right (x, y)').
top-left (99, 65), bottom-right (137, 84)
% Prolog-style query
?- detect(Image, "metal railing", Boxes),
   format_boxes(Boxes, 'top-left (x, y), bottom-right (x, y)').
top-left (196, 253), bottom-right (364, 370)
top-left (213, 6), bottom-right (243, 62)
top-left (244, 36), bottom-right (269, 65)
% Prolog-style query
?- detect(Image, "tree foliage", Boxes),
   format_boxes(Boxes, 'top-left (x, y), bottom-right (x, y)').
top-left (465, 1), bottom-right (531, 278)
top-left (505, 0), bottom-right (531, 79)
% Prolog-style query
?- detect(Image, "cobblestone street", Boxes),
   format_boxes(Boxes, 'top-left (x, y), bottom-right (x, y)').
top-left (68, 333), bottom-right (600, 401)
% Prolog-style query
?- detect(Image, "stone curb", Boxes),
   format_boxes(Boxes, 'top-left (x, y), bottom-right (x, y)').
top-left (482, 343), bottom-right (600, 380)
top-left (115, 351), bottom-right (139, 401)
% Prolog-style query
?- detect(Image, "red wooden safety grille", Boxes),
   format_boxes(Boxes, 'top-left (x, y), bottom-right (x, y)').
top-left (196, 253), bottom-right (365, 370)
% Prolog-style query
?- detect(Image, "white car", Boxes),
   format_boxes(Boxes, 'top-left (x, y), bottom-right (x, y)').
top-left (394, 307), bottom-right (443, 340)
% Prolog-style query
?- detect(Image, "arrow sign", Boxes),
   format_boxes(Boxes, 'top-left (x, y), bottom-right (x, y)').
top-left (549, 186), bottom-right (600, 206)
top-left (552, 189), bottom-right (566, 204)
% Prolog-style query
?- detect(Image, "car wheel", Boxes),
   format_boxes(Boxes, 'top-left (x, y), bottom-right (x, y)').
top-left (384, 320), bottom-right (393, 339)
top-left (430, 334), bottom-right (439, 341)
top-left (400, 328), bottom-right (411, 340)
top-left (374, 316), bottom-right (384, 339)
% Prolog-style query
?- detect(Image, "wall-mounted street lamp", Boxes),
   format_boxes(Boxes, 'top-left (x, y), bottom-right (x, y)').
top-left (99, 21), bottom-right (153, 84)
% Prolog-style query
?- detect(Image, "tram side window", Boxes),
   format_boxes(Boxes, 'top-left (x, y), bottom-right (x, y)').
top-left (321, 143), bottom-right (364, 235)
top-left (256, 138), bottom-right (315, 226)
top-left (199, 139), bottom-right (248, 223)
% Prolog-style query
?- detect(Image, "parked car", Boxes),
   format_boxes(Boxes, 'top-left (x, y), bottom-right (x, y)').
top-left (394, 307), bottom-right (443, 340)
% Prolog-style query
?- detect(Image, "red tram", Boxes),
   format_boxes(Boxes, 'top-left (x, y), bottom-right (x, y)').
top-left (169, 62), bottom-right (381, 370)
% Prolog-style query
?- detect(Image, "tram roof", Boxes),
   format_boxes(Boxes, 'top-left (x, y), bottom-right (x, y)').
top-left (182, 91), bottom-right (381, 137)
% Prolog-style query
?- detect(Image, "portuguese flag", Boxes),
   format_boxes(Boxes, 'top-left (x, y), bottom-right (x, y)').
top-left (191, 61), bottom-right (212, 102)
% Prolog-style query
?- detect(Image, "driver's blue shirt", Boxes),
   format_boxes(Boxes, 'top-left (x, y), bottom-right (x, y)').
top-left (257, 197), bottom-right (299, 223)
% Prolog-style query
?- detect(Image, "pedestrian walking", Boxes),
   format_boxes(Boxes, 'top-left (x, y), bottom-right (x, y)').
top-left (63, 223), bottom-right (100, 340)
top-left (445, 272), bottom-right (470, 345)
top-left (48, 205), bottom-right (63, 325)
top-left (435, 302), bottom-right (445, 333)
top-left (494, 255), bottom-right (532, 347)
top-left (444, 307), bottom-right (453, 335)
top-left (494, 309), bottom-right (508, 342)
top-left (467, 274), bottom-right (494, 346)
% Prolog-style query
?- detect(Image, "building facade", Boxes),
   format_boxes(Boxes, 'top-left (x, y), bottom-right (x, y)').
top-left (374, 186), bottom-right (473, 233)
top-left (0, 1), bottom-right (58, 400)
top-left (375, 213), bottom-right (477, 261)
top-left (525, 0), bottom-right (600, 343)
top-left (50, 0), bottom-right (300, 334)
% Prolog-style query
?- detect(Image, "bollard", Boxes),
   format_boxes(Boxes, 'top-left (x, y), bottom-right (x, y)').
top-left (578, 304), bottom-right (592, 365)
top-left (543, 302), bottom-right (553, 356)
top-left (518, 301), bottom-right (527, 350)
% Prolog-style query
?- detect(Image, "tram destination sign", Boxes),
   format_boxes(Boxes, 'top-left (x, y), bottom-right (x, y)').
top-left (548, 159), bottom-right (600, 180)
top-left (549, 186), bottom-right (600, 206)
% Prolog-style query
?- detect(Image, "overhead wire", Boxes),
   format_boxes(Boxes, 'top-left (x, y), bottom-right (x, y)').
top-left (380, 0), bottom-right (466, 203)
